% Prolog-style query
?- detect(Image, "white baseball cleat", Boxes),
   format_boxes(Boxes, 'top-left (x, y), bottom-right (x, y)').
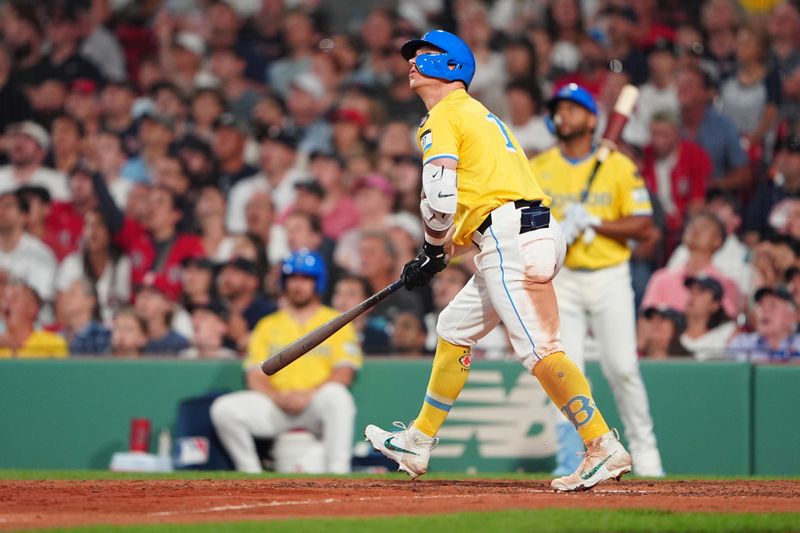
top-left (364, 421), bottom-right (438, 479)
top-left (551, 430), bottom-right (632, 492)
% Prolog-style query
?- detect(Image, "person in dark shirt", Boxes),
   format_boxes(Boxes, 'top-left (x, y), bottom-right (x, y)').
top-left (216, 257), bottom-right (276, 350)
top-left (0, 45), bottom-right (32, 134)
top-left (134, 275), bottom-right (190, 355)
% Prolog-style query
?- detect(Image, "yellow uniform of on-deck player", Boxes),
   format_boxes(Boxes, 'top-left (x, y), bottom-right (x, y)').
top-left (530, 148), bottom-right (652, 270)
top-left (245, 307), bottom-right (362, 393)
top-left (418, 88), bottom-right (550, 246)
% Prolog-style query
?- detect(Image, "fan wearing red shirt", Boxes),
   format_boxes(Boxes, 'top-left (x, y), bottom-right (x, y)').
top-left (92, 172), bottom-right (203, 300)
top-left (643, 110), bottom-right (711, 253)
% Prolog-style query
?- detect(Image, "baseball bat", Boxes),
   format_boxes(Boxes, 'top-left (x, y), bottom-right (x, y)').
top-left (579, 84), bottom-right (639, 202)
top-left (260, 279), bottom-right (404, 375)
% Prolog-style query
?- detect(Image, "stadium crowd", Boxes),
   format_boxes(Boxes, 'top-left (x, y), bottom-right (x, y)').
top-left (1, 0), bottom-right (800, 362)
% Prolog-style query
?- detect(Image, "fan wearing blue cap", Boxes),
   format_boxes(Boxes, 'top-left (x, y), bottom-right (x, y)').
top-left (210, 247), bottom-right (363, 474)
top-left (529, 84), bottom-right (664, 479)
top-left (365, 31), bottom-right (632, 493)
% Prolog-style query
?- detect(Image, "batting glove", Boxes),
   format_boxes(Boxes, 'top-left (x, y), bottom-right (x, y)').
top-left (563, 203), bottom-right (601, 245)
top-left (401, 242), bottom-right (448, 290)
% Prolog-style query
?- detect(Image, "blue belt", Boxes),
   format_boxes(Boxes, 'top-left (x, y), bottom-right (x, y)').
top-left (476, 200), bottom-right (550, 235)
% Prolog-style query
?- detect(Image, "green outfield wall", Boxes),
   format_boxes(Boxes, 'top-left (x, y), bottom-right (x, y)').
top-left (0, 358), bottom-right (794, 475)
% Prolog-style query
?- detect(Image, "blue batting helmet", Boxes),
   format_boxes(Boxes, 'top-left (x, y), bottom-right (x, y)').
top-left (545, 83), bottom-right (598, 134)
top-left (547, 83), bottom-right (599, 115)
top-left (281, 249), bottom-right (327, 295)
top-left (400, 30), bottom-right (476, 88)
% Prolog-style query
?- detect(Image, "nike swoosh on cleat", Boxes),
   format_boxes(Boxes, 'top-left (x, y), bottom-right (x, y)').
top-left (580, 452), bottom-right (615, 481)
top-left (384, 436), bottom-right (419, 456)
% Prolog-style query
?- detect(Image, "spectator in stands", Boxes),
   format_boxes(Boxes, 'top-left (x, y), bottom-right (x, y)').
top-left (99, 81), bottom-right (138, 156)
top-left (504, 78), bottom-right (555, 156)
top-left (700, 0), bottom-right (740, 81)
top-left (217, 257), bottom-right (276, 350)
top-left (0, 281), bottom-right (66, 358)
top-left (149, 82), bottom-right (190, 137)
top-left (330, 107), bottom-right (371, 159)
top-left (642, 212), bottom-right (741, 319)
top-left (0, 121), bottom-right (69, 200)
top-left (768, 2), bottom-right (800, 78)
top-left (642, 110), bottom-right (711, 252)
top-left (0, 45), bottom-right (32, 133)
top-left (211, 250), bottom-right (361, 474)
top-left (719, 23), bottom-right (781, 155)
top-left (357, 230), bottom-right (424, 354)
top-left (391, 311), bottom-right (431, 356)
top-left (93, 170), bottom-right (204, 298)
top-left (0, 190), bottom-right (57, 306)
top-left (679, 275), bottom-right (737, 360)
top-left (125, 111), bottom-right (176, 184)
top-left (289, 180), bottom-right (326, 221)
top-left (46, 3), bottom-right (102, 84)
top-left (89, 131), bottom-right (133, 209)
top-left (376, 38), bottom-right (428, 126)
top-left (502, 36), bottom-right (540, 85)
top-left (375, 122), bottom-right (416, 177)
top-left (74, 1), bottom-right (125, 83)
top-left (309, 150), bottom-right (358, 240)
top-left (57, 278), bottom-right (111, 356)
top-left (386, 212), bottom-right (425, 272)
top-left (728, 286), bottom-right (800, 361)
top-left (189, 89), bottom-right (225, 142)
top-left (331, 274), bottom-right (372, 345)
top-left (56, 208), bottom-right (130, 325)
top-left (110, 307), bottom-right (147, 358)
top-left (625, 39), bottom-right (680, 147)
top-left (243, 191), bottom-right (289, 266)
top-left (744, 133), bottom-right (800, 242)
top-left (152, 155), bottom-right (192, 204)
top-left (669, 188), bottom-right (751, 296)
top-left (64, 79), bottom-right (101, 135)
top-left (638, 305), bottom-right (687, 358)
top-left (602, 5), bottom-right (649, 86)
top-left (134, 277), bottom-right (189, 356)
top-left (268, 10), bottom-right (319, 97)
top-left (195, 186), bottom-right (234, 262)
top-left (180, 256), bottom-right (216, 309)
top-left (48, 113), bottom-right (83, 175)
top-left (209, 47), bottom-right (262, 123)
top-left (334, 174), bottom-right (396, 274)
top-left (180, 302), bottom-right (237, 360)
top-left (545, 0), bottom-right (585, 74)
top-left (749, 232), bottom-right (798, 291)
top-left (285, 72), bottom-right (333, 153)
top-left (677, 65), bottom-right (750, 192)
top-left (227, 128), bottom-right (304, 232)
top-left (389, 154), bottom-right (423, 216)
top-left (212, 113), bottom-right (257, 195)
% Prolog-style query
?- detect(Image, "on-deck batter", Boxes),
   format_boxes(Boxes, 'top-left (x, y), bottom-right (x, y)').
top-left (364, 29), bottom-right (633, 492)
top-left (530, 84), bottom-right (664, 477)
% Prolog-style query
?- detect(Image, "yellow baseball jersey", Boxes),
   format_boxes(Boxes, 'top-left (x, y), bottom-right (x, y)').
top-left (418, 89), bottom-right (550, 246)
top-left (0, 331), bottom-right (68, 358)
top-left (530, 147), bottom-right (652, 270)
top-left (245, 306), bottom-right (362, 393)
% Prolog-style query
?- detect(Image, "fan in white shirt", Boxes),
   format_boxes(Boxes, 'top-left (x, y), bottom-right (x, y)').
top-left (0, 122), bottom-right (70, 201)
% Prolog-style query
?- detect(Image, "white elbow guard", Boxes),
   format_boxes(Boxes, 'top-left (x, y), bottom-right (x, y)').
top-left (422, 163), bottom-right (458, 214)
top-left (421, 196), bottom-right (454, 232)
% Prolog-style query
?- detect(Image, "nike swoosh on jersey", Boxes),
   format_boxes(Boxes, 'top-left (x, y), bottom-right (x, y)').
top-left (384, 436), bottom-right (419, 456)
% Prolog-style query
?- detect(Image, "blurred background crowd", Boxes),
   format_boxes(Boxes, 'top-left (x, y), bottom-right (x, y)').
top-left (1, 0), bottom-right (799, 362)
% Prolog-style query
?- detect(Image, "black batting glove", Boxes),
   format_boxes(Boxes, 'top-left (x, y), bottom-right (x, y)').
top-left (401, 242), bottom-right (448, 290)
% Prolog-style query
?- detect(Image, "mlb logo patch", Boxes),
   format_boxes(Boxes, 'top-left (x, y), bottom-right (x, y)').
top-left (175, 437), bottom-right (210, 466)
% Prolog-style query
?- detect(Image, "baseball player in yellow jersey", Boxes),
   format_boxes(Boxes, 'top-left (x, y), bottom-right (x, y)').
top-left (210, 250), bottom-right (362, 473)
top-left (365, 30), bottom-right (632, 492)
top-left (530, 84), bottom-right (665, 477)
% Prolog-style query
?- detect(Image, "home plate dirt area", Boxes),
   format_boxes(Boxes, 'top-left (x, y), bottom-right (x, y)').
top-left (1, 479), bottom-right (798, 530)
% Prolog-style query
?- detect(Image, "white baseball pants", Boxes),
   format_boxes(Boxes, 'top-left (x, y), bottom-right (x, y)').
top-left (438, 201), bottom-right (567, 371)
top-left (553, 262), bottom-right (663, 472)
top-left (210, 382), bottom-right (355, 473)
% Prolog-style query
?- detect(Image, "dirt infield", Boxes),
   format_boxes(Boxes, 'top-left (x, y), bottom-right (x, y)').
top-left (0, 478), bottom-right (798, 531)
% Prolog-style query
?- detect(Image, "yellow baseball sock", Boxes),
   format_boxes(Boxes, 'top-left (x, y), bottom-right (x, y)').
top-left (533, 351), bottom-right (610, 444)
top-left (412, 337), bottom-right (471, 437)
